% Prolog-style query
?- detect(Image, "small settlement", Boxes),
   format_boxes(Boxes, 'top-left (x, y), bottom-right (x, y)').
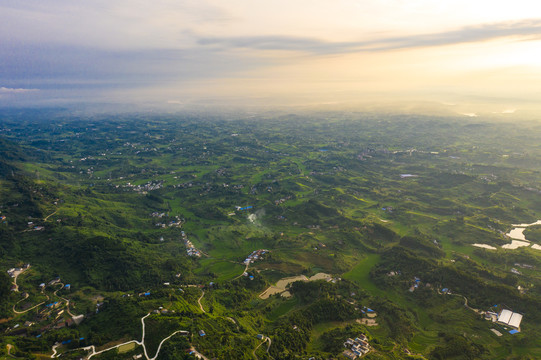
top-left (343, 333), bottom-right (371, 359)
top-left (243, 249), bottom-right (269, 265)
top-left (7, 263), bottom-right (31, 279)
top-left (7, 264), bottom-right (31, 291)
top-left (437, 284), bottom-right (525, 335)
top-left (5, 274), bottom-right (86, 339)
top-left (152, 212), bottom-right (183, 228)
top-left (182, 231), bottom-right (201, 257)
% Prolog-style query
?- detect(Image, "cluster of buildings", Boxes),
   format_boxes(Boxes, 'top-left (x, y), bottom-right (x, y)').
top-left (123, 181), bottom-right (164, 194)
top-left (152, 306), bottom-right (179, 316)
top-left (27, 222), bottom-right (45, 231)
top-left (241, 272), bottom-right (255, 280)
top-left (484, 309), bottom-right (523, 333)
top-left (243, 249), bottom-right (269, 265)
top-left (155, 218), bottom-right (182, 228)
top-left (172, 182), bottom-right (194, 189)
top-left (408, 277), bottom-right (422, 292)
top-left (25, 297), bottom-right (84, 335)
top-left (7, 263), bottom-right (30, 278)
top-left (183, 232), bottom-right (201, 257)
top-left (343, 334), bottom-right (371, 359)
top-left (150, 212), bottom-right (167, 218)
top-left (386, 270), bottom-right (401, 277)
top-left (514, 263), bottom-right (535, 270)
top-left (151, 213), bottom-right (183, 228)
top-left (274, 195), bottom-right (292, 205)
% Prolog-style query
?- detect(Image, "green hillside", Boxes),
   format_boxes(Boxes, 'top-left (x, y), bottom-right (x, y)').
top-left (0, 111), bottom-right (540, 359)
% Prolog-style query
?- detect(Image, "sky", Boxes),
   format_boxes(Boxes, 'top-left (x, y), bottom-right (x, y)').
top-left (2, 0), bottom-right (541, 115)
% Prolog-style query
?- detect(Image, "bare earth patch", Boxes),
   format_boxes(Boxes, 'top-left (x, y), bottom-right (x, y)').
top-left (357, 318), bottom-right (378, 326)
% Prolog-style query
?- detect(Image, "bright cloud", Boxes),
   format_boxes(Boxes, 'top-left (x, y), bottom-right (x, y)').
top-left (0, 87), bottom-right (39, 93)
top-left (1, 1), bottom-right (541, 111)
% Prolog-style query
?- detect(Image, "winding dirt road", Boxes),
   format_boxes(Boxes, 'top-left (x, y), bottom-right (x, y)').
top-left (252, 336), bottom-right (273, 360)
top-left (198, 290), bottom-right (206, 313)
top-left (60, 312), bottom-right (203, 360)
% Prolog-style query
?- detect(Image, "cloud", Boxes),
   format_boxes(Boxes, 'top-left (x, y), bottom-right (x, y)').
top-left (0, 86), bottom-right (38, 93)
top-left (0, 44), bottom-right (267, 87)
top-left (197, 19), bottom-right (541, 54)
top-left (492, 108), bottom-right (517, 114)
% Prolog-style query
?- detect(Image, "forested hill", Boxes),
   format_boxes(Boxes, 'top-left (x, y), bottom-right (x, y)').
top-left (0, 137), bottom-right (25, 177)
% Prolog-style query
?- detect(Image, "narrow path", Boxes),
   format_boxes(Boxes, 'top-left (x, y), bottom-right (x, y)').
top-left (14, 282), bottom-right (77, 316)
top-left (12, 275), bottom-right (18, 293)
top-left (149, 330), bottom-right (185, 360)
top-left (140, 313), bottom-right (150, 359)
top-left (266, 337), bottom-right (272, 357)
top-left (457, 294), bottom-right (480, 313)
top-left (442, 291), bottom-right (480, 314)
top-left (198, 290), bottom-right (206, 313)
top-left (252, 337), bottom-right (273, 360)
top-left (43, 209), bottom-right (58, 221)
top-left (13, 302), bottom-right (45, 315)
top-left (50, 344), bottom-right (60, 358)
top-left (86, 340), bottom-right (140, 359)
top-left (226, 316), bottom-right (240, 331)
top-left (192, 349), bottom-right (210, 360)
top-left (53, 283), bottom-right (76, 317)
top-left (253, 339), bottom-right (264, 360)
top-left (10, 266), bottom-right (30, 292)
top-left (233, 263), bottom-right (249, 280)
top-left (6, 344), bottom-right (21, 358)
top-left (13, 292), bottom-right (47, 315)
top-left (62, 312), bottom-right (198, 360)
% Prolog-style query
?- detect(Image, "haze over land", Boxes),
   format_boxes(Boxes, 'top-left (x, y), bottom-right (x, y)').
top-left (3, 2), bottom-right (541, 359)
top-left (1, 1), bottom-right (541, 116)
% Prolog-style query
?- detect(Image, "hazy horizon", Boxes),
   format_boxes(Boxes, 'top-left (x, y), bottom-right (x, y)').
top-left (2, 1), bottom-right (541, 118)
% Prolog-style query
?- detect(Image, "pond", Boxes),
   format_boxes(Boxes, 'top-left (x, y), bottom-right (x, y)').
top-left (473, 219), bottom-right (541, 251)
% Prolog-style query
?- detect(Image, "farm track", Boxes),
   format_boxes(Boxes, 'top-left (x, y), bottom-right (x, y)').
top-left (61, 312), bottom-right (202, 360)
top-left (198, 290), bottom-right (206, 313)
